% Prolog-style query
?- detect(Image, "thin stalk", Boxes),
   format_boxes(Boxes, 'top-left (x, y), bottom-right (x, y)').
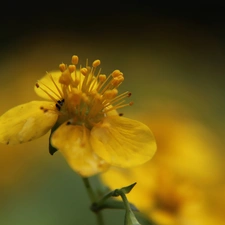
top-left (82, 177), bottom-right (105, 225)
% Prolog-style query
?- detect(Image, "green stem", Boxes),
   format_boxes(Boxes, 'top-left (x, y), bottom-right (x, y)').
top-left (82, 177), bottom-right (96, 202)
top-left (119, 191), bottom-right (131, 211)
top-left (117, 189), bottom-right (141, 225)
top-left (82, 177), bottom-right (105, 225)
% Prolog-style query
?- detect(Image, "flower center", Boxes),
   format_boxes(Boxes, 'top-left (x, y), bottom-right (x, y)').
top-left (36, 55), bottom-right (133, 129)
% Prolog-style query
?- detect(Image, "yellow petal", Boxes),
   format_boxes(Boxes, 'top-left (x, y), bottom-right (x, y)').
top-left (34, 71), bottom-right (62, 100)
top-left (0, 101), bottom-right (58, 145)
top-left (51, 123), bottom-right (109, 177)
top-left (90, 116), bottom-right (157, 167)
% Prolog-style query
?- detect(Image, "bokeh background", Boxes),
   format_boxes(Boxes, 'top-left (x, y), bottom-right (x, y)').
top-left (0, 2), bottom-right (225, 225)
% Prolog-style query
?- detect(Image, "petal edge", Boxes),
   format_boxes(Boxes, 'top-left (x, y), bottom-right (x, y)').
top-left (90, 116), bottom-right (157, 168)
top-left (51, 123), bottom-right (109, 177)
top-left (0, 101), bottom-right (58, 144)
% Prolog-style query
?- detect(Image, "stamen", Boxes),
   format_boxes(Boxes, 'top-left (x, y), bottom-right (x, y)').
top-left (99, 74), bottom-right (106, 82)
top-left (111, 76), bottom-right (124, 88)
top-left (59, 69), bottom-right (72, 85)
top-left (56, 99), bottom-right (65, 111)
top-left (72, 55), bottom-right (79, 65)
top-left (35, 55), bottom-right (133, 129)
top-left (104, 101), bottom-right (133, 113)
top-left (80, 68), bottom-right (88, 75)
top-left (37, 78), bottom-right (62, 99)
top-left (59, 63), bottom-right (66, 72)
top-left (112, 69), bottom-right (123, 77)
top-left (97, 70), bottom-right (124, 95)
top-left (80, 94), bottom-right (89, 121)
top-left (49, 74), bottom-right (63, 98)
top-left (102, 89), bottom-right (118, 101)
top-left (68, 65), bottom-right (75, 73)
top-left (40, 106), bottom-right (48, 113)
top-left (36, 82), bottom-right (59, 103)
top-left (71, 55), bottom-right (79, 82)
top-left (88, 94), bottom-right (104, 118)
top-left (91, 59), bottom-right (100, 76)
top-left (98, 74), bottom-right (114, 94)
top-left (107, 91), bottom-right (131, 106)
top-left (81, 67), bottom-right (90, 92)
top-left (86, 60), bottom-right (100, 91)
top-left (92, 59), bottom-right (101, 68)
top-left (89, 68), bottom-right (102, 92)
top-left (39, 105), bottom-right (61, 115)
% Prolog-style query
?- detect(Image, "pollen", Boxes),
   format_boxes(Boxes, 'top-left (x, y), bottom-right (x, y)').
top-left (35, 55), bottom-right (133, 128)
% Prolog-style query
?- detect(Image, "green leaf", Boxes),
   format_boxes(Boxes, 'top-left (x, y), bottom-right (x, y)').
top-left (111, 182), bottom-right (137, 197)
top-left (120, 182), bottom-right (137, 194)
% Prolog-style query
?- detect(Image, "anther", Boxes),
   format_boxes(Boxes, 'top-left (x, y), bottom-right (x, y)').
top-left (56, 99), bottom-right (64, 111)
top-left (98, 74), bottom-right (106, 82)
top-left (40, 106), bottom-right (48, 113)
top-left (80, 68), bottom-right (88, 75)
top-left (92, 59), bottom-right (101, 67)
top-left (112, 70), bottom-right (123, 78)
top-left (68, 65), bottom-right (76, 73)
top-left (59, 63), bottom-right (66, 72)
top-left (129, 102), bottom-right (134, 106)
top-left (59, 70), bottom-right (72, 85)
top-left (128, 92), bottom-right (132, 97)
top-left (119, 113), bottom-right (124, 116)
top-left (111, 76), bottom-right (124, 86)
top-left (72, 55), bottom-right (79, 65)
top-left (35, 83), bottom-right (40, 88)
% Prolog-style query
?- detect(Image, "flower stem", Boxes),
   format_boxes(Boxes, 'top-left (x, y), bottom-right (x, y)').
top-left (82, 177), bottom-right (105, 225)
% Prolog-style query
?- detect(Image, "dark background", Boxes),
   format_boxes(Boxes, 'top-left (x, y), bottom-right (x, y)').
top-left (1, 3), bottom-right (225, 46)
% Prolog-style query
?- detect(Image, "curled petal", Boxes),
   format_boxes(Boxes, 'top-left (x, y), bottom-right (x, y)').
top-left (51, 123), bottom-right (109, 177)
top-left (90, 116), bottom-right (157, 167)
top-left (0, 101), bottom-right (58, 145)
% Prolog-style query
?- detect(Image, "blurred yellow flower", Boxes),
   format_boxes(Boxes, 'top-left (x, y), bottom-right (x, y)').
top-left (101, 111), bottom-right (223, 225)
top-left (0, 55), bottom-right (156, 177)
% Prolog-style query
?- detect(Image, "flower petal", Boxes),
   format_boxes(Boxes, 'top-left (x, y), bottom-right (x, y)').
top-left (90, 116), bottom-right (157, 167)
top-left (51, 123), bottom-right (109, 177)
top-left (0, 101), bottom-right (58, 145)
top-left (34, 71), bottom-right (62, 100)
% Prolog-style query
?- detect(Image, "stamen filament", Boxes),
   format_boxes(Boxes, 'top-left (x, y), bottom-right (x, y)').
top-left (104, 102), bottom-right (132, 113)
top-left (81, 70), bottom-right (90, 93)
top-left (36, 83), bottom-right (59, 103)
top-left (89, 68), bottom-right (102, 92)
top-left (38, 80), bottom-right (61, 100)
top-left (50, 74), bottom-right (63, 98)
top-left (98, 75), bottom-right (114, 94)
top-left (103, 91), bottom-right (130, 106)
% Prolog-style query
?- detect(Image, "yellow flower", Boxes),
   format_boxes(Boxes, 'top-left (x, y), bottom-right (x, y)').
top-left (0, 55), bottom-right (156, 177)
top-left (101, 111), bottom-right (223, 224)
